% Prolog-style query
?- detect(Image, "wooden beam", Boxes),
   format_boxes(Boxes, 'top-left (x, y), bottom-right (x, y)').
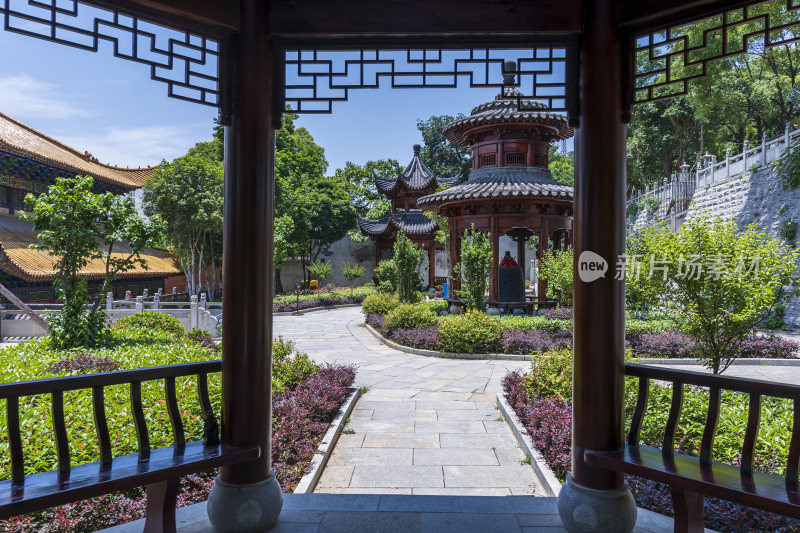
top-left (87, 0), bottom-right (238, 35)
top-left (615, 0), bottom-right (755, 33)
top-left (270, 0), bottom-right (580, 40)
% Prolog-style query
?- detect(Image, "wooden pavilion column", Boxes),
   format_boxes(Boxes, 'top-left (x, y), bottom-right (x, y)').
top-left (557, 0), bottom-right (636, 530)
top-left (489, 216), bottom-right (499, 303)
top-left (427, 240), bottom-right (436, 288)
top-left (448, 222), bottom-right (460, 294)
top-left (207, 0), bottom-right (283, 530)
top-left (537, 217), bottom-right (548, 300)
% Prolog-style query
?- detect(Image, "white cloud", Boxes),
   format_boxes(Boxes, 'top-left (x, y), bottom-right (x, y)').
top-left (60, 125), bottom-right (197, 168)
top-left (0, 74), bottom-right (90, 120)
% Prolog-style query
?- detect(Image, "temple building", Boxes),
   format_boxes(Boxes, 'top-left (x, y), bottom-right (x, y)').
top-left (357, 145), bottom-right (458, 288)
top-left (0, 112), bottom-right (181, 301)
top-left (418, 67), bottom-right (574, 308)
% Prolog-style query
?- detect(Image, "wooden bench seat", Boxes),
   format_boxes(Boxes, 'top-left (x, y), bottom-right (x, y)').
top-left (585, 445), bottom-right (800, 527)
top-left (0, 441), bottom-right (260, 520)
top-left (585, 363), bottom-right (800, 533)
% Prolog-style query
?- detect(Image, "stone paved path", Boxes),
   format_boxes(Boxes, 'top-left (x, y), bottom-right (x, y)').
top-left (274, 307), bottom-right (800, 497)
top-left (274, 307), bottom-right (540, 496)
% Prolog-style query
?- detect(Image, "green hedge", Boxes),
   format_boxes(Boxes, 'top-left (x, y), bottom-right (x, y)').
top-left (274, 286), bottom-right (374, 305)
top-left (0, 328), bottom-right (218, 479)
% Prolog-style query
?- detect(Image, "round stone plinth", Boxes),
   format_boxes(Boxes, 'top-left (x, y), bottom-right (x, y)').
top-left (557, 474), bottom-right (637, 533)
top-left (207, 471), bottom-right (283, 533)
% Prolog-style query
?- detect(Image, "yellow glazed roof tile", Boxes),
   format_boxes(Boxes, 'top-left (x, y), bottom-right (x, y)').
top-left (0, 112), bottom-right (156, 190)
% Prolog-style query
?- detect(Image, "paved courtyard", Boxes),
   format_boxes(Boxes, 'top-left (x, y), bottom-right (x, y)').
top-left (274, 307), bottom-right (538, 495)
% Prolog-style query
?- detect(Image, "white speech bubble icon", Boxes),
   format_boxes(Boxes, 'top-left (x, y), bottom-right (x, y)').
top-left (578, 251), bottom-right (608, 283)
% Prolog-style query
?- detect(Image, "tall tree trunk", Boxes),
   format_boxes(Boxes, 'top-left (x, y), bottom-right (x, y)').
top-left (274, 268), bottom-right (283, 294)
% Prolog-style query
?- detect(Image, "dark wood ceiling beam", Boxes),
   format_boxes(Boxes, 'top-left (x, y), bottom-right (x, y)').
top-left (87, 0), bottom-right (239, 36)
top-left (616, 0), bottom-right (755, 33)
top-left (270, 0), bottom-right (581, 39)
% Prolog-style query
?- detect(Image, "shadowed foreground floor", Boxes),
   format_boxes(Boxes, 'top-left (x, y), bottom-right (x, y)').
top-left (100, 493), bottom-right (678, 532)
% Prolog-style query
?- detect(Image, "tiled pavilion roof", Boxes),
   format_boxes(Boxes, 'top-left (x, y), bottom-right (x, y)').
top-left (417, 167), bottom-right (573, 209)
top-left (357, 212), bottom-right (437, 237)
top-left (375, 145), bottom-right (458, 194)
top-left (0, 112), bottom-right (156, 191)
top-left (444, 87), bottom-right (573, 145)
top-left (0, 215), bottom-right (180, 282)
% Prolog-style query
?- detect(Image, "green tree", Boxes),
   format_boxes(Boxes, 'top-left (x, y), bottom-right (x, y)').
top-left (417, 114), bottom-right (472, 182)
top-left (627, 97), bottom-right (701, 185)
top-left (393, 232), bottom-right (425, 303)
top-left (332, 159), bottom-right (400, 242)
top-left (307, 260), bottom-right (333, 285)
top-left (92, 194), bottom-right (165, 313)
top-left (143, 152), bottom-right (224, 296)
top-left (341, 262), bottom-right (366, 287)
top-left (455, 225), bottom-right (492, 311)
top-left (548, 146), bottom-right (574, 186)
top-left (539, 247), bottom-right (574, 307)
top-left (629, 217), bottom-right (799, 374)
top-left (23, 175), bottom-right (162, 349)
top-left (274, 114), bottom-right (358, 285)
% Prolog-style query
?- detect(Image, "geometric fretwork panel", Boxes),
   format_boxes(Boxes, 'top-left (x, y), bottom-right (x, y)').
top-left (0, 0), bottom-right (220, 107)
top-left (285, 48), bottom-right (568, 114)
top-left (634, 0), bottom-right (800, 103)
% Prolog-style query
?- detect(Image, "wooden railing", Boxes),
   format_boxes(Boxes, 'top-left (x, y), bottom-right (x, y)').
top-left (624, 363), bottom-right (800, 474)
top-left (0, 361), bottom-right (260, 530)
top-left (587, 363), bottom-right (800, 531)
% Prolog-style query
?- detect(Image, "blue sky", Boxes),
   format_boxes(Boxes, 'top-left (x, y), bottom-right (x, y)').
top-left (0, 25), bottom-right (568, 173)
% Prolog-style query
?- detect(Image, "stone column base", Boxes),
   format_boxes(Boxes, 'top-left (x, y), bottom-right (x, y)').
top-left (207, 471), bottom-right (283, 532)
top-left (557, 474), bottom-right (637, 532)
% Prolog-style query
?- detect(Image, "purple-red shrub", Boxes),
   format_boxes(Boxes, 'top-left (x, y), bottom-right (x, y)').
top-left (544, 307), bottom-right (573, 320)
top-left (365, 314), bottom-right (386, 330)
top-left (271, 364), bottom-right (355, 490)
top-left (628, 332), bottom-right (798, 360)
top-left (388, 326), bottom-right (440, 350)
top-left (500, 329), bottom-right (569, 354)
top-left (502, 370), bottom-right (571, 479)
top-left (739, 335), bottom-right (798, 359)
top-left (46, 352), bottom-right (120, 374)
top-left (627, 331), bottom-right (695, 359)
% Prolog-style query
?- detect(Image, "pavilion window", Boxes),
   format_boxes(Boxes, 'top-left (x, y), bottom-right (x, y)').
top-left (0, 187), bottom-right (7, 209)
top-left (480, 154), bottom-right (496, 167)
top-left (505, 152), bottom-right (525, 165)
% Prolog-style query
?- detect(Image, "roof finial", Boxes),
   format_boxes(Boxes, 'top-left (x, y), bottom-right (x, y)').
top-left (413, 144), bottom-right (421, 155)
top-left (502, 60), bottom-right (517, 86)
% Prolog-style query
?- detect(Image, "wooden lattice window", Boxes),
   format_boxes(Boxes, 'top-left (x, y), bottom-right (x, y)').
top-left (505, 152), bottom-right (525, 165)
top-left (480, 154), bottom-right (496, 167)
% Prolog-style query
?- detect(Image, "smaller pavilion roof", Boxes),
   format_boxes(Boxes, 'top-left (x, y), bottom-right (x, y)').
top-left (417, 167), bottom-right (573, 210)
top-left (357, 212), bottom-right (437, 238)
top-left (375, 145), bottom-right (458, 194)
top-left (0, 113), bottom-right (156, 191)
top-left (444, 87), bottom-right (573, 145)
